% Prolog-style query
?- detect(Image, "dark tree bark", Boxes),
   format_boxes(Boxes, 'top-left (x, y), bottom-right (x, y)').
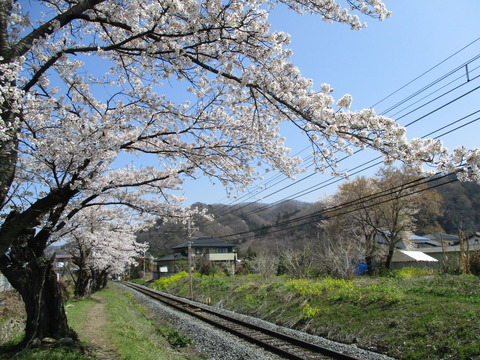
top-left (363, 231), bottom-right (377, 276)
top-left (384, 244), bottom-right (395, 270)
top-left (0, 115), bottom-right (18, 210)
top-left (365, 256), bottom-right (374, 276)
top-left (0, 244), bottom-right (76, 345)
top-left (91, 268), bottom-right (109, 293)
top-left (73, 267), bottom-right (110, 298)
top-left (72, 248), bottom-right (93, 298)
top-left (73, 267), bottom-right (93, 298)
top-left (0, 212), bottom-right (77, 346)
top-left (73, 260), bottom-right (110, 298)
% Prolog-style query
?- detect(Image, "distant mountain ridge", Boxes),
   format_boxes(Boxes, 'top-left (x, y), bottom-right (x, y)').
top-left (136, 176), bottom-right (480, 257)
top-left (136, 200), bottom-right (325, 256)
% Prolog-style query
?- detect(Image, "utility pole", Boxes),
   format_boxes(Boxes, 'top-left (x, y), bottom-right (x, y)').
top-left (142, 248), bottom-right (147, 281)
top-left (188, 240), bottom-right (193, 299)
top-left (187, 218), bottom-right (197, 300)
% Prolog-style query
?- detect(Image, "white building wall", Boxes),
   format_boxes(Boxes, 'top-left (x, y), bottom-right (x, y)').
top-left (207, 253), bottom-right (236, 261)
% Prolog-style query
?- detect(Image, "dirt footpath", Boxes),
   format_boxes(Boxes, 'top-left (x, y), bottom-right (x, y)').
top-left (79, 295), bottom-right (118, 360)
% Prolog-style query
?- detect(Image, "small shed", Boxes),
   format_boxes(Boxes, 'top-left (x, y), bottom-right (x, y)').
top-left (153, 254), bottom-right (185, 278)
top-left (391, 250), bottom-right (438, 270)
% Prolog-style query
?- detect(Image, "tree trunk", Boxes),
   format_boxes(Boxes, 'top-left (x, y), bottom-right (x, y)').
top-left (384, 246), bottom-right (394, 270)
top-left (74, 267), bottom-right (93, 298)
top-left (74, 267), bottom-right (110, 298)
top-left (365, 256), bottom-right (374, 276)
top-left (91, 268), bottom-right (109, 293)
top-left (0, 247), bottom-right (76, 346)
top-left (99, 269), bottom-right (109, 290)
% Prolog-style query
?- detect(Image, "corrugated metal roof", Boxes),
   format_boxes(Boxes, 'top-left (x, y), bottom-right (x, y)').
top-left (424, 233), bottom-right (459, 241)
top-left (392, 250), bottom-right (438, 263)
top-left (410, 234), bottom-right (429, 241)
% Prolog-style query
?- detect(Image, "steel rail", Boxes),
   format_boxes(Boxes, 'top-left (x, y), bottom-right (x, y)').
top-left (121, 281), bottom-right (364, 360)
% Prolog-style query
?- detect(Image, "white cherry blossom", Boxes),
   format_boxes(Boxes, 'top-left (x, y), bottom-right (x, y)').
top-left (0, 0), bottom-right (478, 259)
top-left (0, 0), bottom-right (478, 343)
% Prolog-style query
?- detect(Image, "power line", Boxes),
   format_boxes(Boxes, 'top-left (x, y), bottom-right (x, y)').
top-left (402, 81), bottom-right (480, 127)
top-left (381, 53), bottom-right (480, 116)
top-left (372, 36), bottom-right (480, 110)
top-left (215, 172), bottom-right (459, 241)
top-left (210, 79), bottom-right (480, 224)
top-left (226, 53), bottom-right (480, 209)
top-left (193, 40), bottom-right (480, 230)
top-left (245, 175), bottom-right (460, 241)
top-left (390, 63), bottom-right (480, 119)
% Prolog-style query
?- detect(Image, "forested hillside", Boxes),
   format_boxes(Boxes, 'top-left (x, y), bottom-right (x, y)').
top-left (136, 200), bottom-right (322, 256)
top-left (434, 174), bottom-right (480, 233)
top-left (137, 175), bottom-right (480, 257)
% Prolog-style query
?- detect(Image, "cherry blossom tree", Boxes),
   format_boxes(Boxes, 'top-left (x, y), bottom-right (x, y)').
top-left (0, 0), bottom-right (479, 345)
top-left (54, 206), bottom-right (148, 298)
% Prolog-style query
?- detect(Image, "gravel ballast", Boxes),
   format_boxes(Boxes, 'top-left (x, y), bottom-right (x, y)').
top-left (117, 283), bottom-right (396, 360)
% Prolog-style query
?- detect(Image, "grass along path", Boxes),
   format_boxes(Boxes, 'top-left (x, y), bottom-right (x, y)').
top-left (69, 284), bottom-right (199, 360)
top-left (0, 284), bottom-right (200, 360)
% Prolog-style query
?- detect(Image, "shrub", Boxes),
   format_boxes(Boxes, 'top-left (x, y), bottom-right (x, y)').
top-left (284, 277), bottom-right (354, 299)
top-left (301, 303), bottom-right (321, 320)
top-left (200, 276), bottom-right (230, 291)
top-left (469, 251), bottom-right (480, 276)
top-left (152, 271), bottom-right (189, 290)
top-left (393, 267), bottom-right (436, 279)
top-left (364, 284), bottom-right (404, 304)
top-left (162, 327), bottom-right (192, 348)
top-left (233, 282), bottom-right (256, 293)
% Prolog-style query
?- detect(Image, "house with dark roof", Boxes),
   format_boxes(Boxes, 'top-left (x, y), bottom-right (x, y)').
top-left (154, 236), bottom-right (237, 278)
top-left (393, 233), bottom-right (480, 271)
top-left (53, 253), bottom-right (75, 280)
top-left (424, 232), bottom-right (459, 245)
top-left (464, 232), bottom-right (480, 247)
top-left (391, 234), bottom-right (443, 249)
top-left (375, 233), bottom-right (443, 250)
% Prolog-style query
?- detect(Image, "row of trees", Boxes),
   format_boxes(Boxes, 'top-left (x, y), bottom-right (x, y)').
top-left (248, 245), bottom-right (355, 279)
top-left (0, 0), bottom-right (478, 347)
top-left (320, 166), bottom-right (443, 275)
top-left (55, 206), bottom-right (147, 298)
top-left (241, 166), bottom-right (444, 279)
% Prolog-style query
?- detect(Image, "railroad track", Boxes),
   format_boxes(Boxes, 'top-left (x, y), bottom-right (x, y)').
top-left (122, 282), bottom-right (364, 360)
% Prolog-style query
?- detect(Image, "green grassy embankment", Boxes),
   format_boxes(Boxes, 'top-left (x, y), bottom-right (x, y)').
top-left (0, 285), bottom-right (200, 360)
top-left (150, 269), bottom-right (480, 360)
top-left (97, 286), bottom-right (198, 360)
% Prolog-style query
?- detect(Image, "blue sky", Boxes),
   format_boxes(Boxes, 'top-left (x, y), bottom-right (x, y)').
top-left (182, 0), bottom-right (480, 206)
top-left (28, 1), bottom-right (479, 207)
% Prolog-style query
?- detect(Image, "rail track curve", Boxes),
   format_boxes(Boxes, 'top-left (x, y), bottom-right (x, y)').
top-left (122, 281), bottom-right (366, 360)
